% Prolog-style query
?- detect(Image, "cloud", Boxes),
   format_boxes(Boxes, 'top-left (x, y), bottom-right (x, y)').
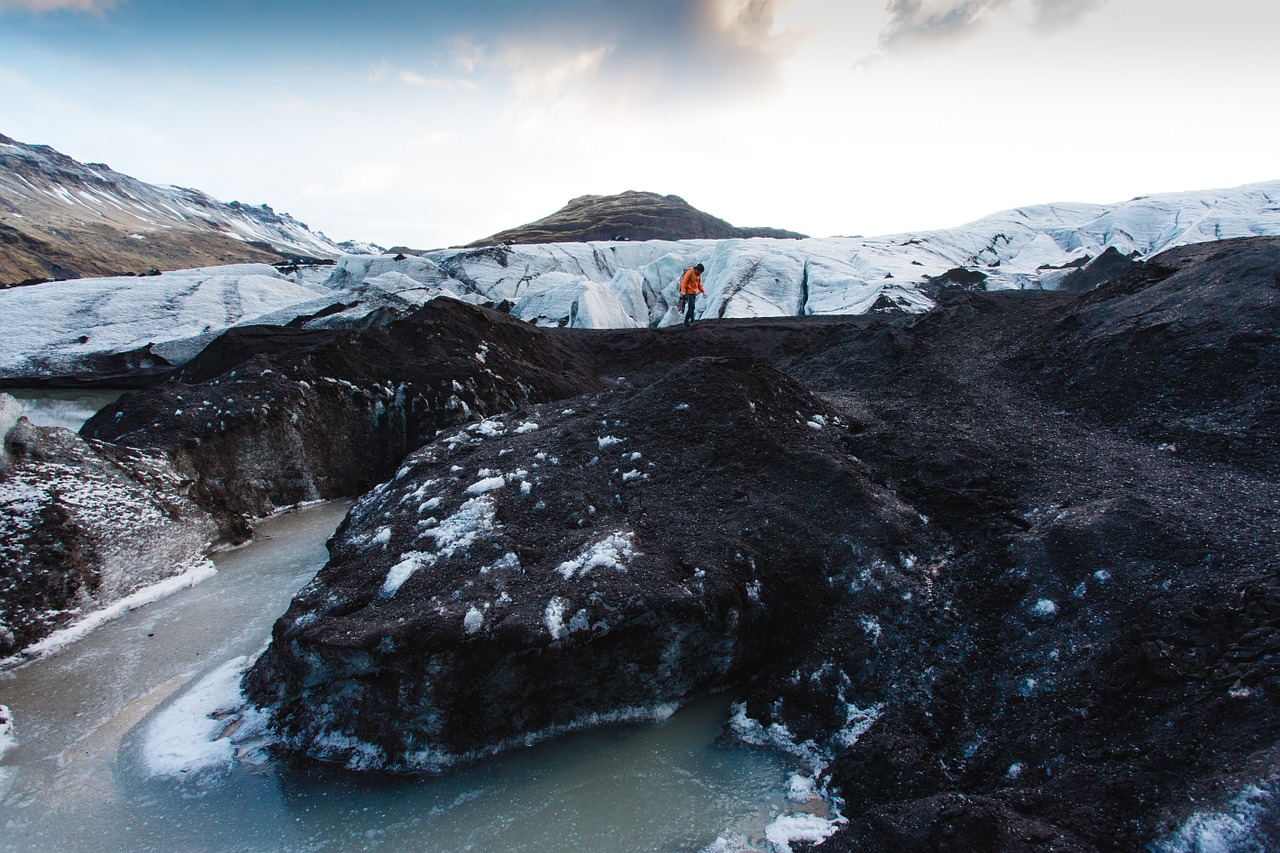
top-left (433, 0), bottom-right (797, 108)
top-left (0, 0), bottom-right (122, 13)
top-left (1028, 0), bottom-right (1107, 33)
top-left (497, 43), bottom-right (613, 97)
top-left (876, 0), bottom-right (1013, 51)
top-left (867, 0), bottom-right (1107, 57)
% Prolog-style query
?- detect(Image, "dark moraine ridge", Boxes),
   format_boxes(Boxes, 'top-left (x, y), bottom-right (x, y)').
top-left (65, 237), bottom-right (1280, 850)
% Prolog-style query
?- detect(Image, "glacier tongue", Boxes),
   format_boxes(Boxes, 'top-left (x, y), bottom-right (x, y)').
top-left (394, 179), bottom-right (1280, 329)
top-left (2, 179), bottom-right (1278, 379)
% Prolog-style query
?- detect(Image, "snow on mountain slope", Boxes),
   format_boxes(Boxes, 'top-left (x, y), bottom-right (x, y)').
top-left (2, 179), bottom-right (1277, 380)
top-left (0, 132), bottom-right (377, 284)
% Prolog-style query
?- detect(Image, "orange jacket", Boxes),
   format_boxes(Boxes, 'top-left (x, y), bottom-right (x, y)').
top-left (679, 267), bottom-right (705, 296)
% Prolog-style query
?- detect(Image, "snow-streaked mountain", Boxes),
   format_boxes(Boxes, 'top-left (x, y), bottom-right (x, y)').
top-left (2, 179), bottom-right (1277, 380)
top-left (0, 132), bottom-right (378, 285)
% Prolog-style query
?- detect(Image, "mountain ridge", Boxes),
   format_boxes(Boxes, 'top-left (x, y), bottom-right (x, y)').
top-left (464, 190), bottom-right (807, 247)
top-left (0, 131), bottom-right (378, 286)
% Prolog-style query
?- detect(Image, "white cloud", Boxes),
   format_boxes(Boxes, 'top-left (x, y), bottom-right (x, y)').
top-left (364, 60), bottom-right (392, 83)
top-left (0, 0), bottom-right (121, 13)
top-left (498, 43), bottom-right (613, 97)
top-left (1028, 0), bottom-right (1106, 33)
top-left (868, 0), bottom-right (1106, 56)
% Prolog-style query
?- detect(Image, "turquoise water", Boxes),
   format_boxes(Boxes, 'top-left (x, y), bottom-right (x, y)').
top-left (0, 502), bottom-right (799, 852)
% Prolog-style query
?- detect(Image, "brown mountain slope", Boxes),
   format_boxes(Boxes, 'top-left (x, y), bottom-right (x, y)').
top-left (0, 132), bottom-right (352, 286)
top-left (465, 190), bottom-right (806, 247)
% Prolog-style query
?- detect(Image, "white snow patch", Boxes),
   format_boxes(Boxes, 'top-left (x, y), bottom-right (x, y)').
top-left (835, 700), bottom-right (883, 748)
top-left (463, 606), bottom-right (484, 634)
top-left (544, 597), bottom-right (570, 640)
top-left (597, 435), bottom-right (624, 449)
top-left (515, 421), bottom-right (539, 434)
top-left (764, 813), bottom-right (844, 852)
top-left (382, 496), bottom-right (497, 596)
top-left (381, 552), bottom-right (432, 597)
top-left (786, 773), bottom-right (818, 803)
top-left (470, 418), bottom-right (505, 437)
top-left (142, 655), bottom-right (271, 779)
top-left (0, 705), bottom-right (14, 760)
top-left (465, 475), bottom-right (506, 494)
top-left (556, 531), bottom-right (639, 580)
top-left (1031, 599), bottom-right (1058, 618)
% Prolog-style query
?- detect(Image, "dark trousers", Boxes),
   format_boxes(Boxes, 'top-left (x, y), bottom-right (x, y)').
top-left (684, 293), bottom-right (697, 325)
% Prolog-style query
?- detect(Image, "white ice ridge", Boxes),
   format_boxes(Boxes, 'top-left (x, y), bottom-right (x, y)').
top-left (4, 179), bottom-right (1279, 377)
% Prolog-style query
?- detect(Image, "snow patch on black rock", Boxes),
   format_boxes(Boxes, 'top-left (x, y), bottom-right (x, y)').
top-left (243, 357), bottom-right (937, 770)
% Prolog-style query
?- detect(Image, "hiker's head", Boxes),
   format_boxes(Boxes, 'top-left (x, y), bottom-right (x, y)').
top-left (695, 263), bottom-right (705, 273)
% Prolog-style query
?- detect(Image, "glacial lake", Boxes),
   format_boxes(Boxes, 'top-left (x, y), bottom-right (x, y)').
top-left (0, 501), bottom-right (808, 852)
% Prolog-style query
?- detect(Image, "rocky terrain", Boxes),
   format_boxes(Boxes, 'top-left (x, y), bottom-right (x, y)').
top-left (2, 232), bottom-right (1278, 849)
top-left (0, 393), bottom-right (217, 657)
top-left (0, 132), bottom-right (377, 286)
top-left (463, 190), bottom-right (807, 247)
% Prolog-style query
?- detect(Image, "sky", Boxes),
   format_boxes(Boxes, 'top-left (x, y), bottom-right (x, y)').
top-left (1, 0), bottom-right (1277, 249)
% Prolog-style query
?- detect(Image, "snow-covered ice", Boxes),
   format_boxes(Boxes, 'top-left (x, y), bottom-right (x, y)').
top-left (7, 180), bottom-right (1279, 378)
top-left (142, 655), bottom-right (271, 779)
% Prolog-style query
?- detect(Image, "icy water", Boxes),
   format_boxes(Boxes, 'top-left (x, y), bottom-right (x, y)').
top-left (5, 388), bottom-right (123, 431)
top-left (0, 502), bottom-right (801, 852)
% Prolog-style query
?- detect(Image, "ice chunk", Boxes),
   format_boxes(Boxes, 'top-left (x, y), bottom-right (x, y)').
top-left (544, 597), bottom-right (569, 640)
top-left (465, 476), bottom-right (506, 494)
top-left (764, 813), bottom-right (843, 852)
top-left (1030, 599), bottom-right (1058, 618)
top-left (556, 531), bottom-right (639, 580)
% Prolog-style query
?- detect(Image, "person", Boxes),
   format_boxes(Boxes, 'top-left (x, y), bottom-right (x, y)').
top-left (679, 263), bottom-right (705, 326)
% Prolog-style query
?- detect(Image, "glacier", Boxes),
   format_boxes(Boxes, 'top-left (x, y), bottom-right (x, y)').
top-left (2, 179), bottom-right (1277, 379)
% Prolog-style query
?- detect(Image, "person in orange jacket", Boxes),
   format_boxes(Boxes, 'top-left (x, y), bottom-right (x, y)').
top-left (679, 263), bottom-right (705, 326)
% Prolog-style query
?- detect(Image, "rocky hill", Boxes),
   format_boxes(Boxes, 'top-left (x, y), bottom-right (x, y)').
top-left (0, 132), bottom-right (376, 286)
top-left (0, 234), bottom-right (1261, 848)
top-left (465, 190), bottom-right (807, 247)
